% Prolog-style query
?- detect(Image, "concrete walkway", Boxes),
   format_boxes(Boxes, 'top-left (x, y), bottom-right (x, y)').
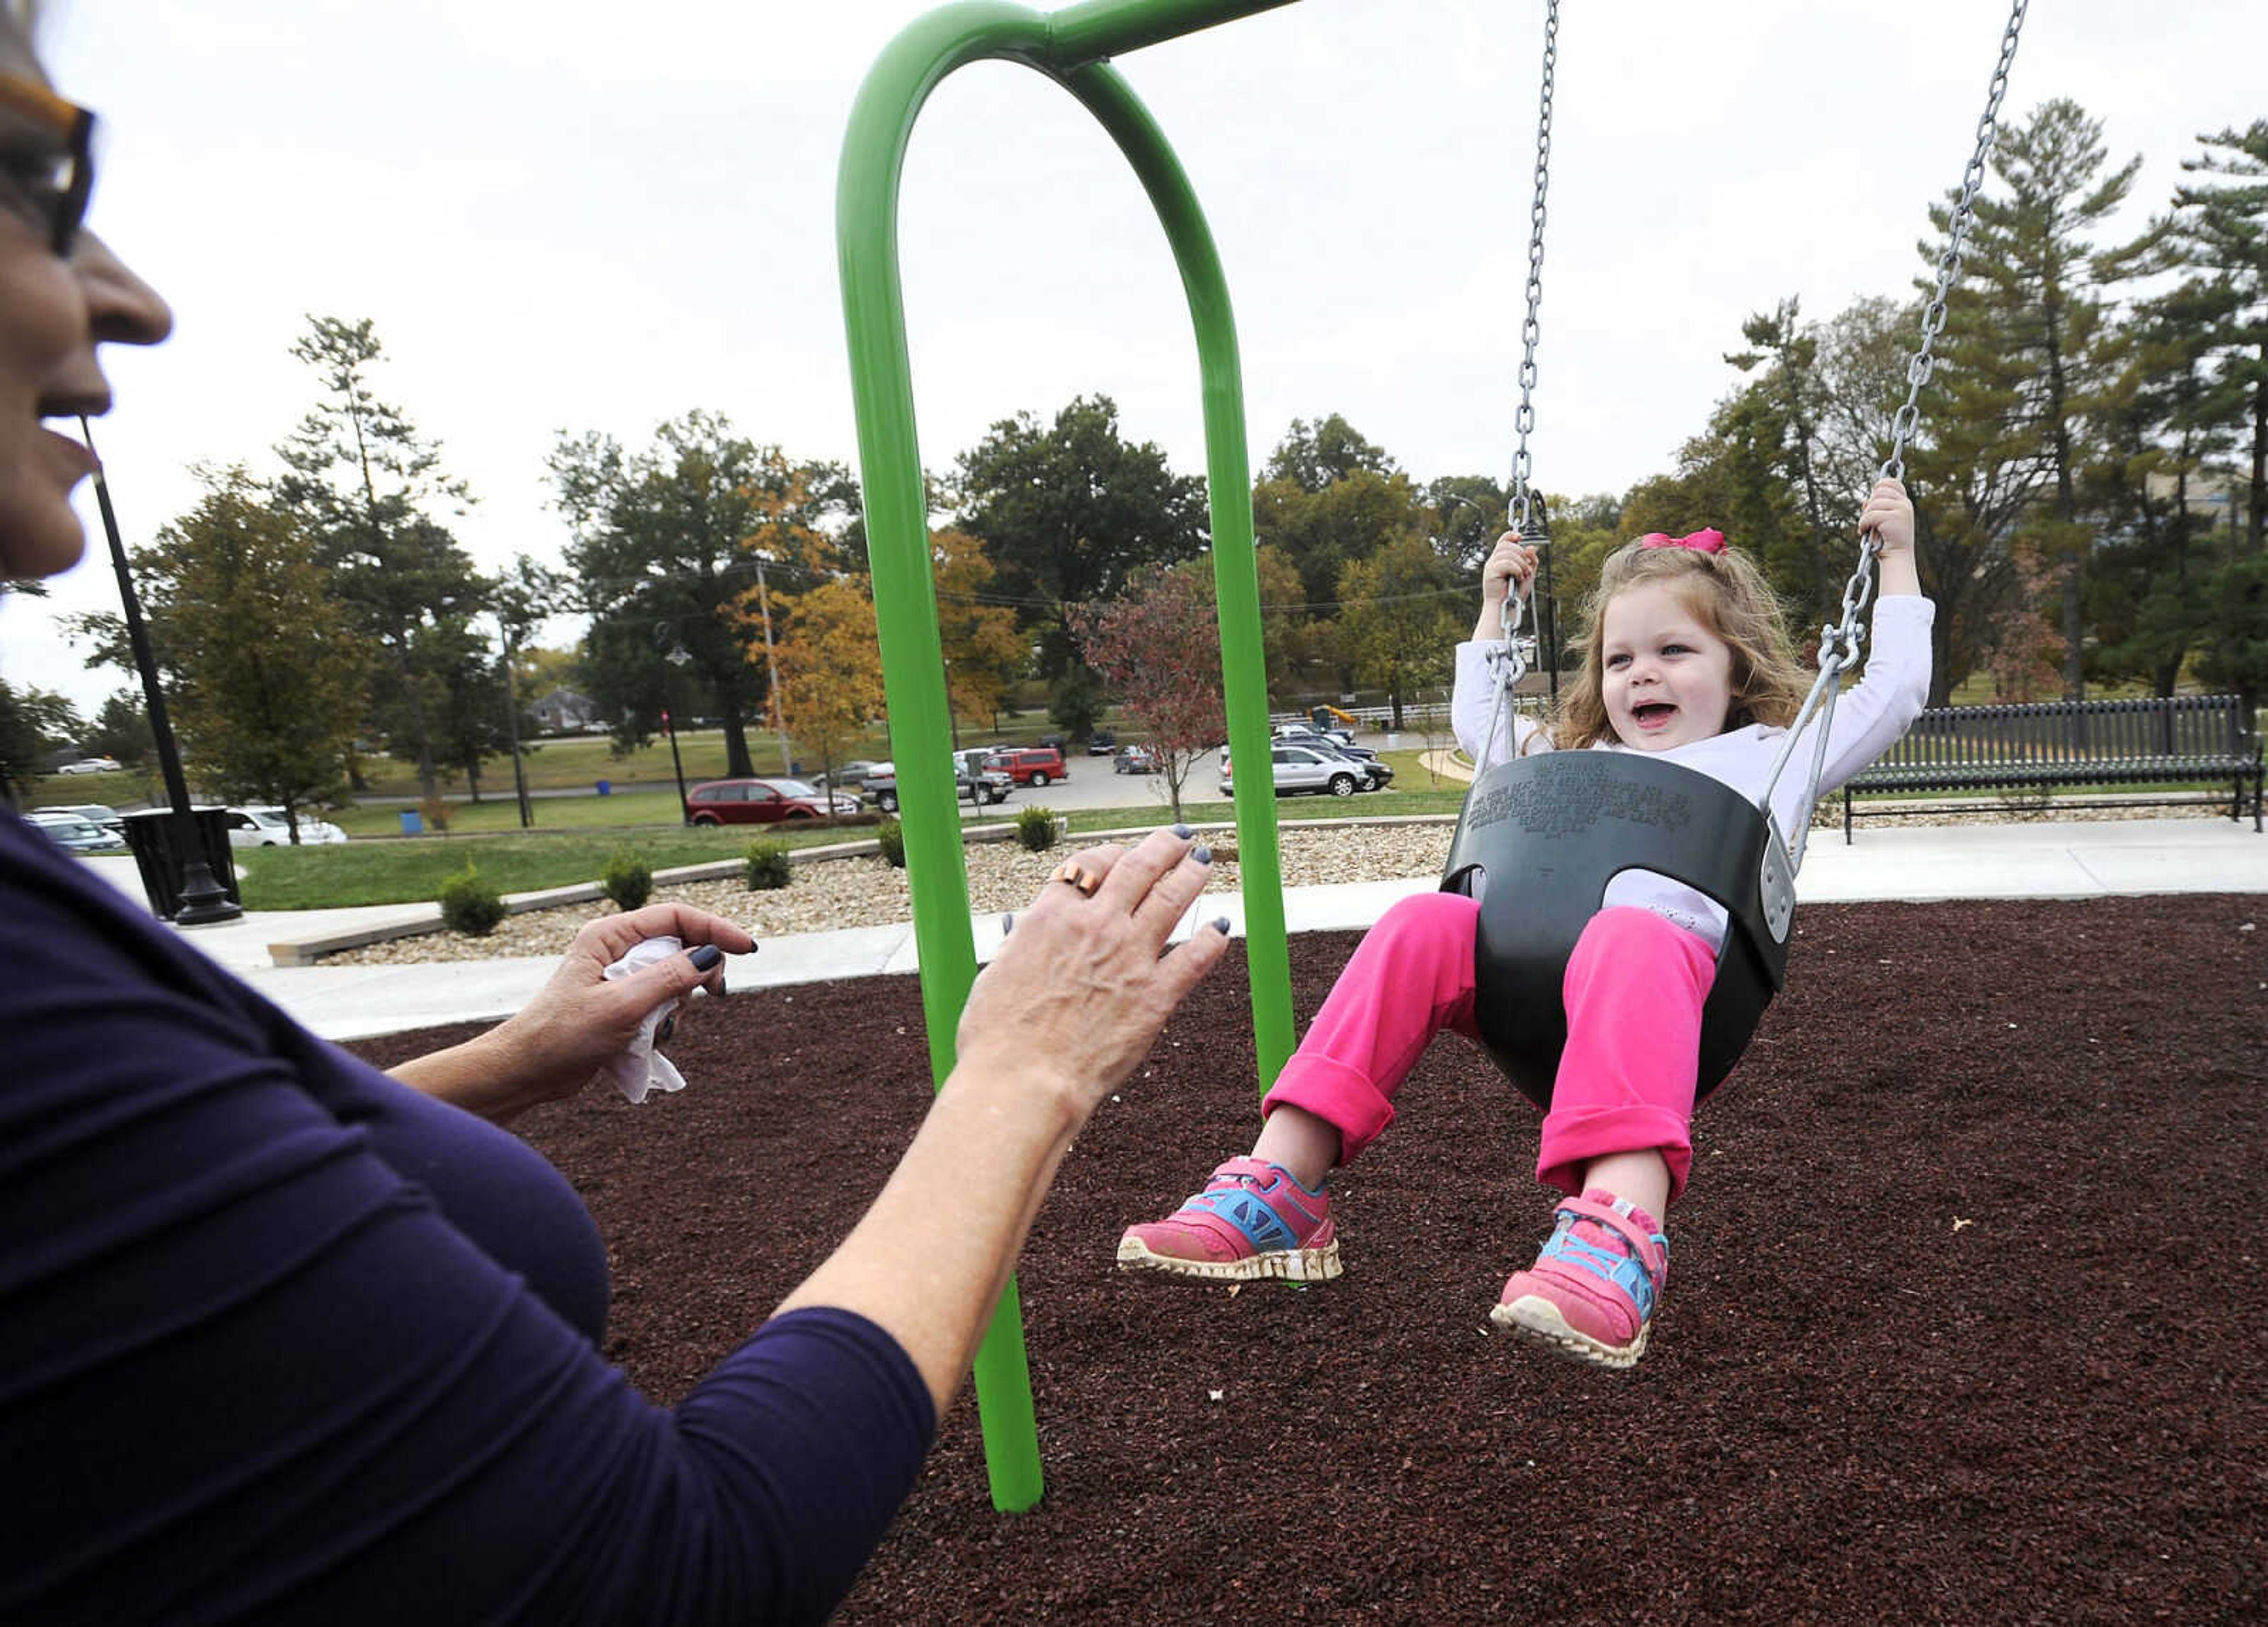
top-left (104, 818), bottom-right (2268, 1043)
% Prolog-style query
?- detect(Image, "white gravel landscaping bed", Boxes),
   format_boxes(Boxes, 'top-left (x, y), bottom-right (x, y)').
top-left (309, 799), bottom-right (2227, 969)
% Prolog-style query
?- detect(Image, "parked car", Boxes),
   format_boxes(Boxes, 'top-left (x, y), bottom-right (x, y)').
top-left (1218, 742), bottom-right (1365, 799)
top-left (1113, 744), bottom-right (1161, 774)
top-left (1273, 722), bottom-right (1357, 750)
top-left (51, 803), bottom-right (126, 840)
top-left (1086, 730), bottom-right (1117, 755)
top-left (983, 746), bottom-right (1070, 788)
top-left (811, 759), bottom-right (882, 794)
top-left (862, 758), bottom-right (1012, 814)
top-left (685, 777), bottom-right (861, 826)
top-left (224, 806), bottom-right (350, 847)
top-left (1299, 739), bottom-right (1392, 788)
top-left (54, 756), bottom-right (123, 775)
top-left (24, 810), bottom-right (126, 852)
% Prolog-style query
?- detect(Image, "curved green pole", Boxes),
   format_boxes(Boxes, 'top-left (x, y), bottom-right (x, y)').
top-left (838, 0), bottom-right (1298, 1513)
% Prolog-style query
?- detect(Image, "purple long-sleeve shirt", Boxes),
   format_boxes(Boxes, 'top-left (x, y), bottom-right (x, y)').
top-left (0, 813), bottom-right (933, 1625)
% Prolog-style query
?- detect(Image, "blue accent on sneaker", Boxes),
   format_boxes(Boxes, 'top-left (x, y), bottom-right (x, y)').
top-left (1190, 1189), bottom-right (1293, 1250)
top-left (1536, 1202), bottom-right (1669, 1320)
top-left (1182, 1165), bottom-right (1324, 1253)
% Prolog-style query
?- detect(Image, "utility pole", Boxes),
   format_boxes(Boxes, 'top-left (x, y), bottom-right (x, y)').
top-left (81, 419), bottom-right (240, 924)
top-left (753, 556), bottom-right (793, 774)
top-left (500, 625), bottom-right (533, 829)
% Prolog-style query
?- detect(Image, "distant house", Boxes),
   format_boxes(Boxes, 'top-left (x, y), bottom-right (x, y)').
top-left (532, 687), bottom-right (602, 733)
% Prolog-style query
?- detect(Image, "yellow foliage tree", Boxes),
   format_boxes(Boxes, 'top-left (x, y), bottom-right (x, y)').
top-left (933, 527), bottom-right (1025, 736)
top-left (768, 578), bottom-right (887, 807)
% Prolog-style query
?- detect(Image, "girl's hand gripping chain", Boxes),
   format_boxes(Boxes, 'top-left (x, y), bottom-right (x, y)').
top-left (1856, 478), bottom-right (1920, 598)
top-left (1482, 532), bottom-right (1541, 607)
top-left (1476, 532), bottom-right (1542, 641)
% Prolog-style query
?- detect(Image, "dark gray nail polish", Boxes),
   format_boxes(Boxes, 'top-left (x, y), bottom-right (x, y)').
top-left (688, 944), bottom-right (723, 972)
top-left (1192, 845), bottom-right (1213, 865)
top-left (1171, 823), bottom-right (1193, 839)
top-left (1212, 917), bottom-right (1233, 934)
top-left (1001, 912), bottom-right (1015, 935)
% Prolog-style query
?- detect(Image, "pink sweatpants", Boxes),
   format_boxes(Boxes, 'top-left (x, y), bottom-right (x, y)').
top-left (1260, 894), bottom-right (1718, 1206)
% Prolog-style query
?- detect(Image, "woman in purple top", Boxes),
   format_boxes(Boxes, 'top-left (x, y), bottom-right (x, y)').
top-left (0, 13), bottom-right (1231, 1622)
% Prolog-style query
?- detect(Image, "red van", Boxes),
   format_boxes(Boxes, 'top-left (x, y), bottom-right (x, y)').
top-left (983, 747), bottom-right (1070, 787)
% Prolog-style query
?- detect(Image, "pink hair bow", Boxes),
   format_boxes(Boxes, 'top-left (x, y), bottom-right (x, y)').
top-left (1638, 528), bottom-right (1726, 555)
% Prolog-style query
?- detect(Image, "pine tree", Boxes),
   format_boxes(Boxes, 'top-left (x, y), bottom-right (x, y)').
top-left (272, 316), bottom-right (484, 797)
top-left (2172, 121), bottom-right (2268, 555)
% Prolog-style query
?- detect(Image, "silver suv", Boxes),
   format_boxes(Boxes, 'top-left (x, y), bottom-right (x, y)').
top-left (1218, 742), bottom-right (1363, 799)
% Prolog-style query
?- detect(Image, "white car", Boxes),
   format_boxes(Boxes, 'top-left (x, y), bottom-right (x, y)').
top-left (224, 806), bottom-right (349, 848)
top-left (55, 757), bottom-right (122, 775)
top-left (1218, 743), bottom-right (1364, 799)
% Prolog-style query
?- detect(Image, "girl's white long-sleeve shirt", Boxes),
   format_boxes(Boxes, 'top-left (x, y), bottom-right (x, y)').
top-left (1447, 594), bottom-right (1935, 948)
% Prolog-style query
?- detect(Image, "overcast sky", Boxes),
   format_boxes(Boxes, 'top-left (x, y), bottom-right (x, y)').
top-left (11, 0), bottom-right (2266, 713)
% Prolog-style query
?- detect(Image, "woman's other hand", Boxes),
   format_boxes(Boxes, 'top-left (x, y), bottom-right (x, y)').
top-left (392, 904), bottom-right (755, 1124)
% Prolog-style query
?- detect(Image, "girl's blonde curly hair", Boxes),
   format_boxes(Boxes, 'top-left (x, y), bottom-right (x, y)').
top-left (1548, 540), bottom-right (1811, 749)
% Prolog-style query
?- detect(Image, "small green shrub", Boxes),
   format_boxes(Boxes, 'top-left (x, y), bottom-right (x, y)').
top-left (438, 863), bottom-right (505, 937)
top-left (875, 817), bottom-right (906, 869)
top-left (744, 840), bottom-right (793, 891)
top-left (418, 795), bottom-right (451, 834)
top-left (602, 849), bottom-right (653, 911)
top-left (1015, 806), bottom-right (1061, 853)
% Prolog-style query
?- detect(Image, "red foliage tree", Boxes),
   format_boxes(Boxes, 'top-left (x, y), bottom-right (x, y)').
top-left (1065, 560), bottom-right (1227, 823)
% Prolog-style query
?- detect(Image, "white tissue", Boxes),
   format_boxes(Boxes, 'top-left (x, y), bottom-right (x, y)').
top-left (601, 934), bottom-right (689, 1105)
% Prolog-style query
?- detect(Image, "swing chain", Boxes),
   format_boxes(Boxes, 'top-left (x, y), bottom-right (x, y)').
top-left (1882, 0), bottom-right (2027, 485)
top-left (1507, 0), bottom-right (1558, 537)
top-left (1765, 0), bottom-right (2028, 873)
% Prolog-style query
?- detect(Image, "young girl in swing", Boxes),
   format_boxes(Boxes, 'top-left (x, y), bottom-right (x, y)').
top-left (1118, 477), bottom-right (1931, 1369)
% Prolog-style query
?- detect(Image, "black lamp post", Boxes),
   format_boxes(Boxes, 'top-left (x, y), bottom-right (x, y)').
top-left (80, 419), bottom-right (240, 924)
top-left (655, 620), bottom-right (693, 824)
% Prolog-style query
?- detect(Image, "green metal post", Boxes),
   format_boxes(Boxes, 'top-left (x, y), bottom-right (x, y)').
top-left (836, 0), bottom-right (1299, 1512)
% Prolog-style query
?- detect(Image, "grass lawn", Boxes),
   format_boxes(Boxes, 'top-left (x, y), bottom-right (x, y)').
top-left (330, 788), bottom-right (698, 837)
top-left (236, 820), bottom-right (885, 910)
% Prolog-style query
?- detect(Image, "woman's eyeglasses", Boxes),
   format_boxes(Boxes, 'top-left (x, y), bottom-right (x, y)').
top-left (0, 72), bottom-right (96, 257)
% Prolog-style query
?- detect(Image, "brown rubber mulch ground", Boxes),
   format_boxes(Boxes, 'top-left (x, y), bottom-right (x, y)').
top-left (347, 895), bottom-right (2268, 1625)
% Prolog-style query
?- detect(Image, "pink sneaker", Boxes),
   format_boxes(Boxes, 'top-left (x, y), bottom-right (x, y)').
top-left (1490, 1188), bottom-right (1669, 1369)
top-left (1116, 1157), bottom-right (1341, 1283)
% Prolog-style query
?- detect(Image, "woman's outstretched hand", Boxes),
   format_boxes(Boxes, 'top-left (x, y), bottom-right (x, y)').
top-left (956, 828), bottom-right (1228, 1120)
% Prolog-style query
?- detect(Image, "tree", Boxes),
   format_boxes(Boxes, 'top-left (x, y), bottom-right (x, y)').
top-left (1066, 560), bottom-right (1226, 824)
top-left (554, 412), bottom-right (852, 778)
top-left (952, 394), bottom-right (1207, 674)
top-left (2084, 276), bottom-right (2232, 694)
top-left (2198, 553), bottom-right (2268, 713)
top-left (1725, 297), bottom-right (1848, 623)
top-left (1951, 99), bottom-right (2142, 700)
top-left (2174, 121), bottom-right (2268, 555)
top-left (930, 529), bottom-right (1026, 741)
top-left (1423, 474), bottom-right (1511, 574)
top-left (0, 679), bottom-right (82, 802)
top-left (768, 578), bottom-right (886, 812)
top-left (1263, 414), bottom-right (1397, 494)
top-left (271, 315), bottom-right (484, 797)
top-left (1335, 533), bottom-right (1464, 729)
top-left (80, 690), bottom-right (156, 773)
top-left (1253, 542), bottom-right (1321, 703)
top-left (1252, 415), bottom-right (1428, 614)
top-left (118, 469), bottom-right (367, 832)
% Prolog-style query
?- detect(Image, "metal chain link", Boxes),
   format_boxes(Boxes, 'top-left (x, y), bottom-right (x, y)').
top-left (1765, 0), bottom-right (2029, 871)
top-left (1484, 0), bottom-right (1559, 693)
top-left (1880, 0), bottom-right (2028, 485)
top-left (1507, 0), bottom-right (1557, 538)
